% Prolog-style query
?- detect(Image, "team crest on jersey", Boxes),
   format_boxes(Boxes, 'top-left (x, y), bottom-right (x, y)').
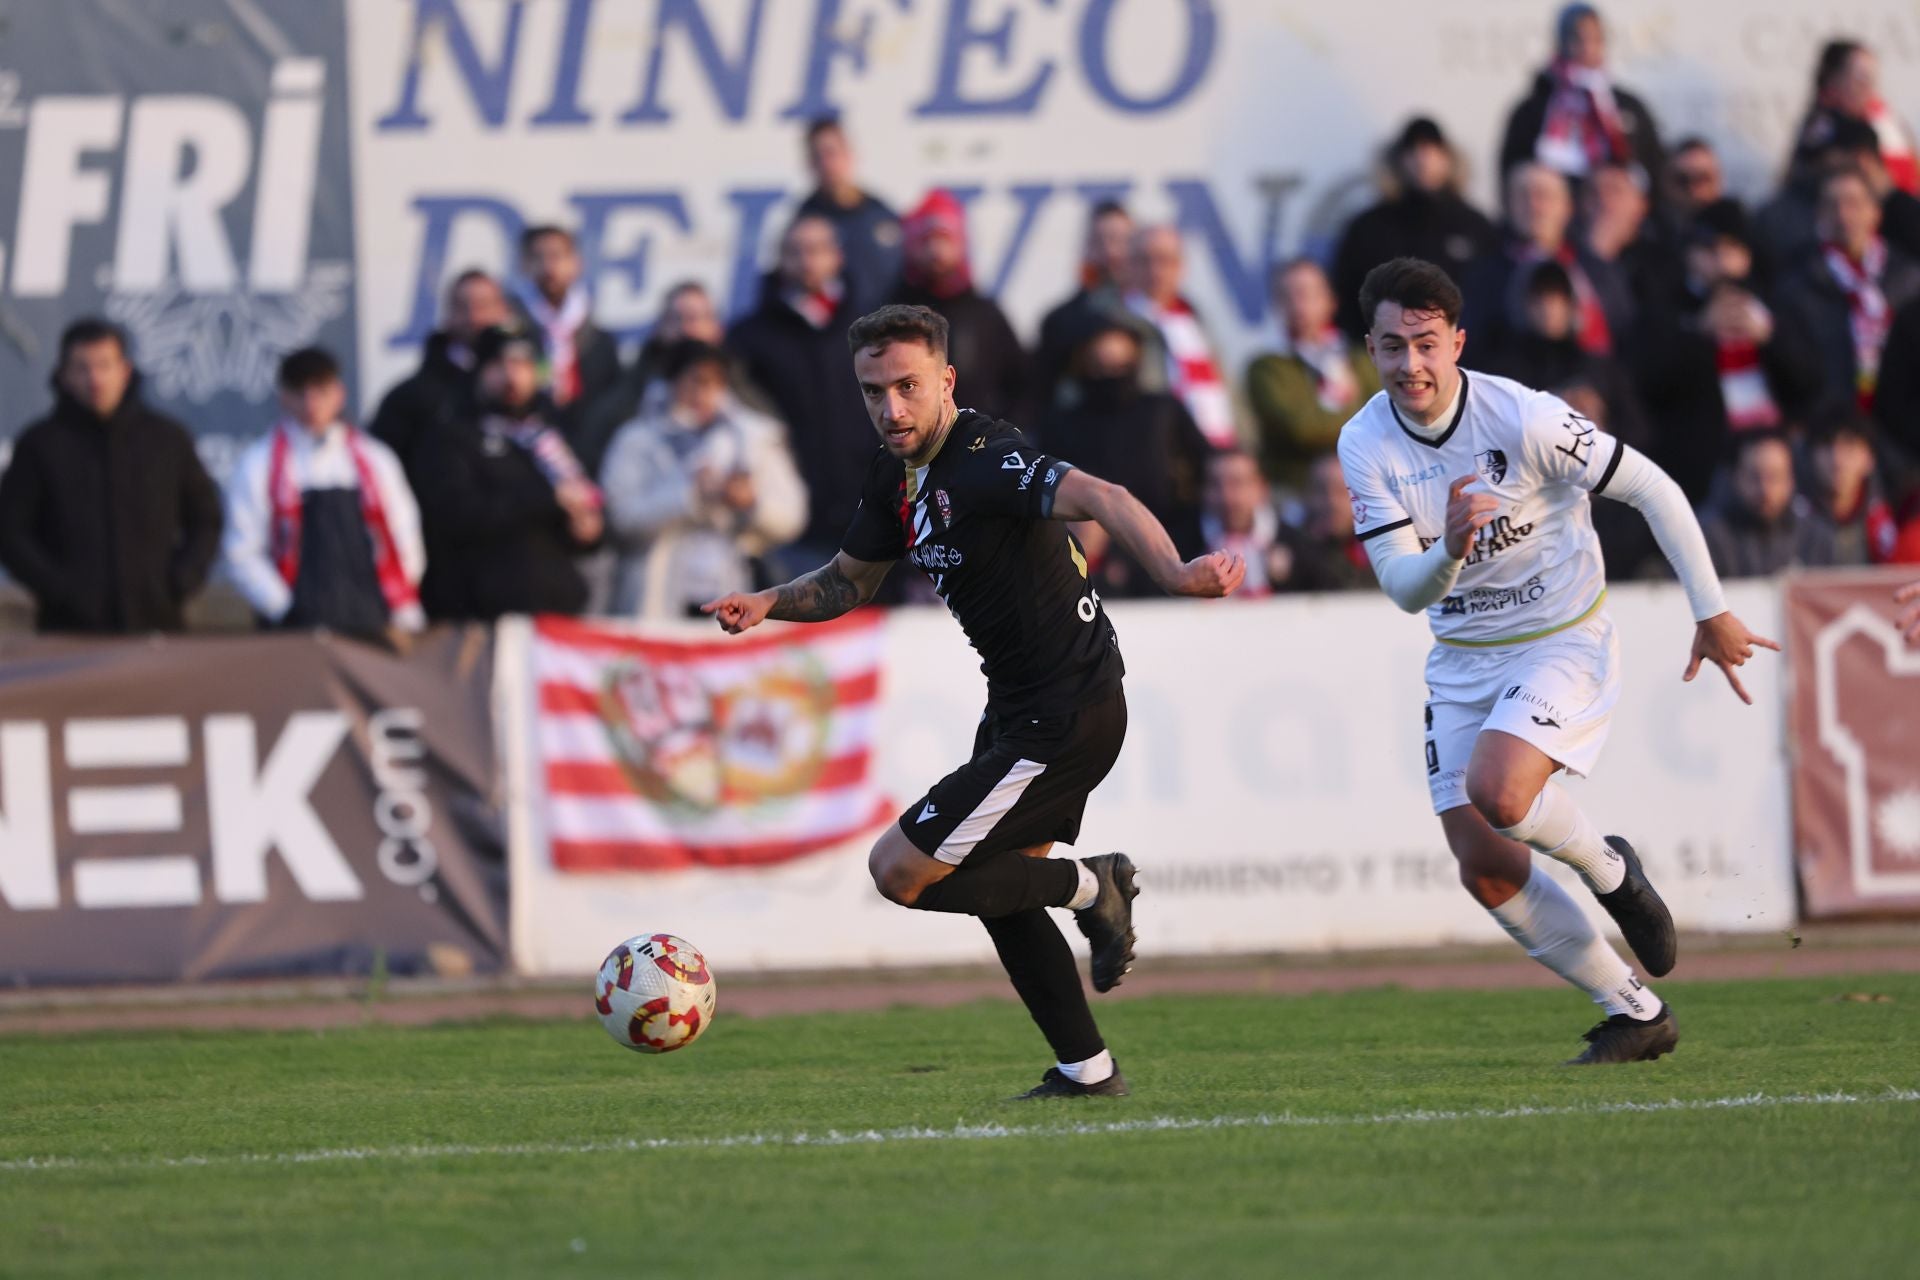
top-left (934, 489), bottom-right (954, 528)
top-left (1476, 448), bottom-right (1508, 484)
top-left (1351, 499), bottom-right (1370, 525)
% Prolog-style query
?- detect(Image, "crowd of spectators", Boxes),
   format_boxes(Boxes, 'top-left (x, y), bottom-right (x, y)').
top-left (3, 4), bottom-right (1919, 641)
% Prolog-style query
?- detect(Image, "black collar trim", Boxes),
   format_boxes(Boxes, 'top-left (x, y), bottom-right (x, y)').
top-left (1389, 371), bottom-right (1469, 450)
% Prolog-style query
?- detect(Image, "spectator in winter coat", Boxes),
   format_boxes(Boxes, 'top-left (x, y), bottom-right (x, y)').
top-left (796, 117), bottom-right (902, 319)
top-left (891, 189), bottom-right (1031, 423)
top-left (1658, 138), bottom-right (1728, 242)
top-left (1333, 117), bottom-right (1499, 339)
top-left (511, 225), bottom-right (623, 472)
top-left (1484, 262), bottom-right (1649, 456)
top-left (413, 327), bottom-right (603, 621)
top-left (1463, 163), bottom-right (1634, 361)
top-left (1125, 224), bottom-right (1239, 449)
top-left (224, 348), bottom-right (424, 640)
top-left (1245, 258), bottom-right (1380, 489)
top-left (1773, 166), bottom-right (1920, 416)
top-left (600, 341), bottom-right (807, 620)
top-left (1198, 451), bottom-right (1370, 598)
top-left (1583, 161), bottom-right (1682, 327)
top-left (0, 319), bottom-right (222, 632)
top-left (1788, 40), bottom-right (1919, 197)
top-left (725, 214), bottom-right (871, 561)
top-left (1805, 412), bottom-right (1901, 565)
top-left (1699, 433), bottom-right (1839, 578)
top-left (1499, 4), bottom-right (1663, 191)
top-left (370, 269), bottom-right (512, 489)
top-left (1036, 199), bottom-right (1135, 412)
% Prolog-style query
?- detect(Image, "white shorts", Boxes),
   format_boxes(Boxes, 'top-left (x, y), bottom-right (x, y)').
top-left (1422, 611), bottom-right (1622, 814)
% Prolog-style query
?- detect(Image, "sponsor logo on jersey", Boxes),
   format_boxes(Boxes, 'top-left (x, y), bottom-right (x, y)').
top-left (1387, 462), bottom-right (1447, 491)
top-left (934, 489), bottom-right (954, 528)
top-left (1001, 451), bottom-right (1027, 470)
top-left (1500, 684), bottom-right (1564, 722)
top-left (1477, 448), bottom-right (1508, 484)
top-left (909, 543), bottom-right (965, 572)
top-left (1555, 415), bottom-right (1598, 467)
top-left (1438, 574), bottom-right (1547, 616)
top-left (1531, 714), bottom-right (1562, 728)
top-left (1016, 459), bottom-right (1042, 490)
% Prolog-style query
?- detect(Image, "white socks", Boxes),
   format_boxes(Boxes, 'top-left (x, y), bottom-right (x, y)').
top-left (1058, 1049), bottom-right (1114, 1084)
top-left (1063, 860), bottom-right (1100, 911)
top-left (1495, 782), bottom-right (1626, 895)
top-left (1489, 870), bottom-right (1662, 1020)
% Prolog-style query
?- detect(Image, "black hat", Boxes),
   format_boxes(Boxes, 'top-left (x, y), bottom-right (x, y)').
top-left (1393, 116), bottom-right (1447, 154)
top-left (1687, 198), bottom-right (1753, 251)
top-left (472, 324), bottom-right (540, 369)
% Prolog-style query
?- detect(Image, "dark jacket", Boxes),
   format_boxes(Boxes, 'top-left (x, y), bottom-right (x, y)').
top-left (1482, 332), bottom-right (1651, 452)
top-left (1333, 191), bottom-right (1500, 339)
top-left (892, 281), bottom-right (1032, 424)
top-left (0, 380), bottom-right (222, 632)
top-left (1773, 248), bottom-right (1920, 413)
top-left (1037, 379), bottom-right (1210, 553)
top-left (797, 188), bottom-right (903, 319)
top-left (725, 273), bottom-right (872, 548)
top-left (1499, 69), bottom-right (1664, 187)
top-left (1461, 238), bottom-right (1635, 363)
top-left (369, 330), bottom-right (479, 487)
top-left (508, 300), bottom-right (624, 474)
top-left (1700, 498), bottom-right (1839, 579)
top-left (412, 401), bottom-right (596, 621)
top-left (1869, 296), bottom-right (1920, 499)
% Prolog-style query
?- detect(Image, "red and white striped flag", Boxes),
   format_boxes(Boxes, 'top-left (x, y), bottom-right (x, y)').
top-left (532, 613), bottom-right (892, 872)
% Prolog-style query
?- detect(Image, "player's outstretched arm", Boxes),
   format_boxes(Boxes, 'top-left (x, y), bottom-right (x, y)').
top-left (1898, 580), bottom-right (1920, 646)
top-left (1595, 444), bottom-right (1781, 702)
top-left (701, 552), bottom-right (893, 634)
top-left (1049, 469), bottom-right (1243, 597)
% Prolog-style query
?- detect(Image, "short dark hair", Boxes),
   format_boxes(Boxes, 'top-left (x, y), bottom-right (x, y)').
top-left (1089, 198), bottom-right (1129, 223)
top-left (1815, 39), bottom-right (1863, 92)
top-left (663, 279), bottom-right (708, 305)
top-left (662, 338), bottom-right (728, 384)
top-left (847, 304), bottom-right (948, 360)
top-left (1731, 428), bottom-right (1791, 466)
top-left (277, 346), bottom-right (341, 391)
top-left (1820, 162), bottom-right (1877, 199)
top-left (805, 115), bottom-right (844, 146)
top-left (1808, 407), bottom-right (1873, 448)
top-left (519, 224), bottom-right (574, 256)
top-left (1358, 257), bottom-right (1464, 331)
top-left (449, 267), bottom-right (497, 294)
top-left (1524, 260), bottom-right (1576, 302)
top-left (58, 318), bottom-right (129, 366)
top-left (1672, 135), bottom-right (1714, 159)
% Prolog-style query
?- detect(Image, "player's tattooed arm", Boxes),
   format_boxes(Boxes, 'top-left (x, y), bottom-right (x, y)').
top-left (770, 559), bottom-right (867, 622)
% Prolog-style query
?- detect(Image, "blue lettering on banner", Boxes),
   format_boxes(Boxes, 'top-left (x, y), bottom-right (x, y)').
top-left (620, 0), bottom-right (770, 124)
top-left (388, 195), bottom-right (525, 350)
top-left (780, 0), bottom-right (885, 121)
top-left (1080, 0), bottom-right (1217, 114)
top-left (1166, 177), bottom-right (1266, 324)
top-left (915, 0), bottom-right (1058, 118)
top-left (529, 0), bottom-right (598, 126)
top-left (377, 0), bottom-right (527, 130)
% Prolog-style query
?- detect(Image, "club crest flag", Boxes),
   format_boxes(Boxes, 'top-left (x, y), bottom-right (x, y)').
top-left (532, 614), bottom-right (892, 872)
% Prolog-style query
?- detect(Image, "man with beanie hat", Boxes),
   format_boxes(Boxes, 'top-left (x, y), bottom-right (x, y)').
top-left (1499, 4), bottom-right (1664, 190)
top-left (891, 189), bottom-right (1031, 423)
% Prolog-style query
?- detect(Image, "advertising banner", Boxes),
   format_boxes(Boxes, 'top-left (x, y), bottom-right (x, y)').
top-left (1786, 570), bottom-right (1920, 919)
top-left (0, 628), bottom-right (507, 985)
top-left (507, 581), bottom-right (1795, 976)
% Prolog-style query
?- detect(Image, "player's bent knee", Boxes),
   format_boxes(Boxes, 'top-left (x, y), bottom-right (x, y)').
top-left (1464, 767), bottom-right (1535, 831)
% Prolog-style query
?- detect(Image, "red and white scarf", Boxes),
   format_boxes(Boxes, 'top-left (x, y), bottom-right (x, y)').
top-left (491, 414), bottom-right (602, 508)
top-left (1868, 98), bottom-right (1920, 194)
top-left (1518, 243), bottom-right (1612, 355)
top-left (518, 282), bottom-right (592, 405)
top-left (1201, 504), bottom-right (1280, 598)
top-left (1823, 236), bottom-right (1892, 411)
top-left (1714, 337), bottom-right (1781, 432)
top-left (1536, 58), bottom-right (1630, 177)
top-left (786, 278), bottom-right (844, 330)
top-left (267, 423), bottom-right (422, 627)
top-left (1131, 292), bottom-right (1238, 448)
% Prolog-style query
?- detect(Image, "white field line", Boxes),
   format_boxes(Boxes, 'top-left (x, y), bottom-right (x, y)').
top-left (3, 1089), bottom-right (1915, 1176)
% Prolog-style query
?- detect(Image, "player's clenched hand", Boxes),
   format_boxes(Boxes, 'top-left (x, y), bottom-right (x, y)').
top-left (701, 589), bottom-right (775, 634)
top-left (1172, 550), bottom-right (1245, 598)
top-left (1897, 579), bottom-right (1920, 645)
top-left (1443, 474), bottom-right (1499, 559)
top-left (1683, 610), bottom-right (1782, 705)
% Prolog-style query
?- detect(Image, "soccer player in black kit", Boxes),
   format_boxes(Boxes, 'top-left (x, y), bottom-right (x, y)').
top-left (704, 305), bottom-right (1242, 1098)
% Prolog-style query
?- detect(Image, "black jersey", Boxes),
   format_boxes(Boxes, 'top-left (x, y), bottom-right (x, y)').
top-left (840, 409), bottom-right (1124, 716)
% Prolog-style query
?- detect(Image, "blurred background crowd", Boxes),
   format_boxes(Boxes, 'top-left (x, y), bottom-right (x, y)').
top-left (3, 3), bottom-right (1918, 643)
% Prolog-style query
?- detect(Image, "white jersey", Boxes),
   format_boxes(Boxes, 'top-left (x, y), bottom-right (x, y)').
top-left (1337, 369), bottom-right (1622, 647)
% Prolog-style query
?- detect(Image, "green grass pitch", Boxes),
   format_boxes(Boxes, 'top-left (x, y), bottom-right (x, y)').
top-left (3, 974), bottom-right (1917, 1279)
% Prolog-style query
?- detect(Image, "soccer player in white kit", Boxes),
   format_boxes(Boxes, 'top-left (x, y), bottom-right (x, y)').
top-left (1338, 259), bottom-right (1780, 1064)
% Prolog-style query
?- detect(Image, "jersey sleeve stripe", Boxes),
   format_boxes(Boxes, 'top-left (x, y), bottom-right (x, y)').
top-left (1356, 517), bottom-right (1413, 542)
top-left (1591, 437), bottom-right (1624, 494)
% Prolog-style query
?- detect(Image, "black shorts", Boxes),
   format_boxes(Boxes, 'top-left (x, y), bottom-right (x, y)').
top-left (899, 690), bottom-right (1128, 865)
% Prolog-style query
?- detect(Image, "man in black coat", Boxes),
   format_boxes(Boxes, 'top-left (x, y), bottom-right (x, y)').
top-left (1035, 199), bottom-right (1135, 410)
top-left (412, 328), bottom-right (604, 621)
top-left (511, 225), bottom-right (624, 473)
top-left (725, 214), bottom-right (872, 563)
top-left (0, 319), bottom-right (222, 632)
top-left (1333, 118), bottom-right (1498, 339)
top-left (369, 268), bottom-right (512, 487)
top-left (1499, 4), bottom-right (1663, 192)
top-left (891, 189), bottom-right (1031, 424)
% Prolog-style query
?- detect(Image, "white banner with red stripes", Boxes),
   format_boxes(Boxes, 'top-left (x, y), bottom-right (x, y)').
top-left (530, 614), bottom-right (892, 873)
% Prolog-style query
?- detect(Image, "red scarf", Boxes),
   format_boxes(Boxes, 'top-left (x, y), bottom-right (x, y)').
top-left (1521, 243), bottom-right (1612, 354)
top-left (786, 279), bottom-right (843, 329)
top-left (1713, 332), bottom-right (1780, 432)
top-left (1538, 58), bottom-right (1630, 175)
top-left (1822, 237), bottom-right (1892, 411)
top-left (268, 424), bottom-right (420, 621)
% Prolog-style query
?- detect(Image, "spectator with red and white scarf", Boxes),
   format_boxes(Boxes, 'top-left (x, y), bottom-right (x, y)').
top-left (512, 225), bottom-right (623, 473)
top-left (1462, 162), bottom-right (1634, 362)
top-left (413, 328), bottom-right (603, 621)
top-left (890, 189), bottom-right (1031, 422)
top-left (1245, 258), bottom-right (1380, 488)
top-left (1791, 40), bottom-right (1919, 197)
top-left (1125, 224), bottom-right (1240, 449)
top-left (1805, 412), bottom-right (1901, 565)
top-left (1499, 4), bottom-right (1663, 191)
top-left (1776, 166), bottom-right (1920, 416)
top-left (224, 347), bottom-right (424, 641)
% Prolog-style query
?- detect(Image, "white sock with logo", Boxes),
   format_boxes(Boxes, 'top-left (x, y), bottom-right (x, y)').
top-left (1489, 869), bottom-right (1661, 1020)
top-left (1063, 860), bottom-right (1100, 911)
top-left (1494, 782), bottom-right (1625, 895)
top-left (1057, 1048), bottom-right (1114, 1084)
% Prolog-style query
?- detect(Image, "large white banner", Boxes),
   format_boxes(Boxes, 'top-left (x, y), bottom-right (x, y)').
top-left (507, 581), bottom-right (1793, 976)
top-left (344, 0), bottom-right (1920, 412)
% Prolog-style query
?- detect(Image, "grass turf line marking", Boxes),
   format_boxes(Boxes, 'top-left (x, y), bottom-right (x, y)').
top-left (4, 1089), bottom-right (1916, 1175)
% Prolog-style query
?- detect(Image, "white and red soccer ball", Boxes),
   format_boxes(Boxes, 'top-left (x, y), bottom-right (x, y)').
top-left (594, 934), bottom-right (718, 1053)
